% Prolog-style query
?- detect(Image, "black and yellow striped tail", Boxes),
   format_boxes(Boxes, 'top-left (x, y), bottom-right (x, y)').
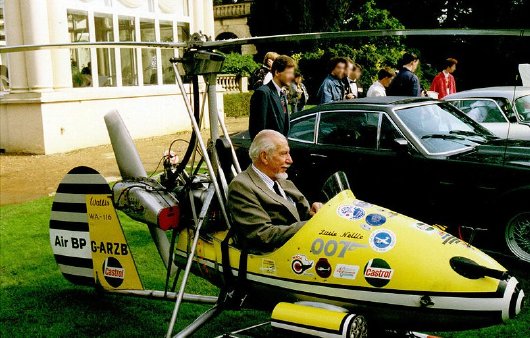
top-left (49, 166), bottom-right (142, 290)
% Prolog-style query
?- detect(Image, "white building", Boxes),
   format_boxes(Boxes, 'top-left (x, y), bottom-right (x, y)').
top-left (0, 0), bottom-right (222, 154)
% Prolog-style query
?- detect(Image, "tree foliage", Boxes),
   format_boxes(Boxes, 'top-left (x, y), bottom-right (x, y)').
top-left (249, 0), bottom-right (411, 102)
top-left (248, 0), bottom-right (529, 93)
top-left (378, 0), bottom-right (530, 89)
top-left (220, 52), bottom-right (259, 77)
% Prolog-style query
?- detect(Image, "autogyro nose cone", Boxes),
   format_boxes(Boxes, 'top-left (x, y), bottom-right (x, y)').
top-left (511, 285), bottom-right (525, 319)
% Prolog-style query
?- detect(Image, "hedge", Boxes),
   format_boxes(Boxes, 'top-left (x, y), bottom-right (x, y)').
top-left (223, 91), bottom-right (253, 117)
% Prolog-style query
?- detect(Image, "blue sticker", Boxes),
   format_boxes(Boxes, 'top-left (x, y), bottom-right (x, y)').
top-left (366, 214), bottom-right (386, 226)
top-left (351, 207), bottom-right (365, 220)
top-left (369, 229), bottom-right (396, 253)
top-left (337, 205), bottom-right (365, 220)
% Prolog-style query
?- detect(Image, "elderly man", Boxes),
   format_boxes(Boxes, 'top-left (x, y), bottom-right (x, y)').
top-left (227, 130), bottom-right (322, 253)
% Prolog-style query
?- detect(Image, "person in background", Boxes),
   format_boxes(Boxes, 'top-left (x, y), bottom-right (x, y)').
top-left (344, 59), bottom-right (363, 99)
top-left (250, 51), bottom-right (279, 90)
top-left (387, 52), bottom-right (421, 97)
top-left (317, 57), bottom-right (348, 104)
top-left (430, 58), bottom-right (458, 99)
top-left (249, 55), bottom-right (296, 139)
top-left (288, 71), bottom-right (309, 113)
top-left (367, 67), bottom-right (396, 97)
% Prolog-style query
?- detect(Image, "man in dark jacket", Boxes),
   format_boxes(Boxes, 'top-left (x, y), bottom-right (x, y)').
top-left (387, 53), bottom-right (421, 97)
top-left (249, 55), bottom-right (296, 140)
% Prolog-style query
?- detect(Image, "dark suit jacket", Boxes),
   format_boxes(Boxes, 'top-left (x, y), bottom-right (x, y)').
top-left (227, 166), bottom-right (311, 253)
top-left (387, 67), bottom-right (421, 97)
top-left (249, 81), bottom-right (289, 139)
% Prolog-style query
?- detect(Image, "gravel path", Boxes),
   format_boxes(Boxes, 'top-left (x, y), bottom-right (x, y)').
top-left (0, 117), bottom-right (248, 206)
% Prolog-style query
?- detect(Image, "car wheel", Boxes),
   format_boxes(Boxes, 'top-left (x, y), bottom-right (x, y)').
top-left (505, 211), bottom-right (530, 263)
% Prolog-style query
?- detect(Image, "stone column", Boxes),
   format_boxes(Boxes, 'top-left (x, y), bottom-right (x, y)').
top-left (4, 0), bottom-right (29, 92)
top-left (202, 0), bottom-right (215, 39)
top-left (47, 0), bottom-right (72, 90)
top-left (191, 0), bottom-right (204, 35)
top-left (19, 0), bottom-right (54, 91)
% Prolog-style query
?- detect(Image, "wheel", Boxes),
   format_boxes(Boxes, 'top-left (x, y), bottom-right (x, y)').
top-left (348, 314), bottom-right (368, 338)
top-left (505, 211), bottom-right (530, 263)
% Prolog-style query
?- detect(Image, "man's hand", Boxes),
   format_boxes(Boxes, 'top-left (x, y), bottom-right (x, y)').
top-left (310, 202), bottom-right (323, 216)
top-left (345, 93), bottom-right (355, 100)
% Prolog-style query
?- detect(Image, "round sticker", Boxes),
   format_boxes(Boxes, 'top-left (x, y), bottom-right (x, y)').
top-left (291, 254), bottom-right (313, 275)
top-left (363, 258), bottom-right (393, 287)
top-left (102, 257), bottom-right (125, 288)
top-left (337, 205), bottom-right (365, 220)
top-left (366, 214), bottom-right (386, 226)
top-left (315, 258), bottom-right (332, 278)
top-left (369, 229), bottom-right (396, 253)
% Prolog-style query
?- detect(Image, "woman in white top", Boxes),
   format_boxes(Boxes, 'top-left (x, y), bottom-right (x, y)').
top-left (367, 67), bottom-right (396, 97)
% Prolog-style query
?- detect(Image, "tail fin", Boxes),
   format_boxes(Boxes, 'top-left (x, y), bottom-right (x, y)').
top-left (49, 166), bottom-right (143, 290)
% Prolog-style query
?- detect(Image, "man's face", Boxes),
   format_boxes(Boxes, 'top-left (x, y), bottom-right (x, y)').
top-left (261, 138), bottom-right (293, 179)
top-left (447, 64), bottom-right (456, 73)
top-left (332, 62), bottom-right (346, 79)
top-left (346, 63), bottom-right (353, 78)
top-left (276, 67), bottom-right (295, 87)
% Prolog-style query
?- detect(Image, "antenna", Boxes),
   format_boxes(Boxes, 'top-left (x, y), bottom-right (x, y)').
top-left (502, 73), bottom-right (520, 162)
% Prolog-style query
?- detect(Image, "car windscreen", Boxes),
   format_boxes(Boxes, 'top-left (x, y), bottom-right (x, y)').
top-left (394, 102), bottom-right (493, 155)
top-left (515, 95), bottom-right (530, 122)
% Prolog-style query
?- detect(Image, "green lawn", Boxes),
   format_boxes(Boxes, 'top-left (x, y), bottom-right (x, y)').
top-left (1, 197), bottom-right (528, 337)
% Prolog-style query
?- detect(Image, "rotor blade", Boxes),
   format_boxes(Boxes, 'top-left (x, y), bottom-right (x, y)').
top-left (203, 28), bottom-right (529, 48)
top-left (1, 28), bottom-right (527, 54)
top-left (0, 41), bottom-right (187, 53)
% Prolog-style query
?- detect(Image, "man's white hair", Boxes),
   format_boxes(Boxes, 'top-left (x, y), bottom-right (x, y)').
top-left (249, 129), bottom-right (287, 162)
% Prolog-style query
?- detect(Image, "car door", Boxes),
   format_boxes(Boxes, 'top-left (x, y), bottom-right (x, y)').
top-left (287, 113), bottom-right (321, 200)
top-left (299, 110), bottom-right (413, 206)
top-left (312, 110), bottom-right (382, 201)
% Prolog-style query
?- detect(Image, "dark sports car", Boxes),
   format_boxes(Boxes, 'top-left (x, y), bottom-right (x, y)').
top-left (231, 97), bottom-right (530, 263)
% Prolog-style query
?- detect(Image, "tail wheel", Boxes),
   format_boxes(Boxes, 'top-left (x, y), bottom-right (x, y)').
top-left (348, 314), bottom-right (368, 338)
top-left (505, 211), bottom-right (530, 263)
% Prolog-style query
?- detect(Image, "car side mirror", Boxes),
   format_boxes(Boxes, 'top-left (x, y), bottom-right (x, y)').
top-left (391, 138), bottom-right (409, 154)
top-left (508, 115), bottom-right (518, 123)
